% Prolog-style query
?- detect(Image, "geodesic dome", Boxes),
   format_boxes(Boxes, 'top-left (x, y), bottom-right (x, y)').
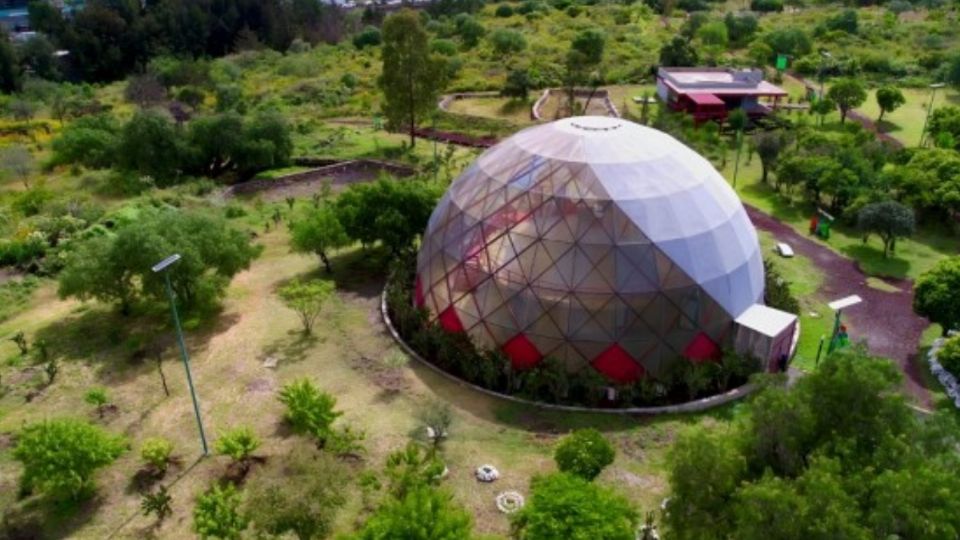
top-left (414, 116), bottom-right (764, 383)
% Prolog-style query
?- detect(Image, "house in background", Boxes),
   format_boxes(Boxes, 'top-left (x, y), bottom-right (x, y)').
top-left (656, 67), bottom-right (788, 123)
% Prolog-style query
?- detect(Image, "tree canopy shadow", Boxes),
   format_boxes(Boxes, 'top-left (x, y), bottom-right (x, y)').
top-left (841, 244), bottom-right (911, 280)
top-left (261, 330), bottom-right (319, 366)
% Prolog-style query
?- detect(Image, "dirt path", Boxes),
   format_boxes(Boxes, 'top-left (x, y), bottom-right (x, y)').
top-left (746, 205), bottom-right (932, 406)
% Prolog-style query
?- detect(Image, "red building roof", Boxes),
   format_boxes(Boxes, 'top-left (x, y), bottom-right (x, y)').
top-left (687, 93), bottom-right (725, 106)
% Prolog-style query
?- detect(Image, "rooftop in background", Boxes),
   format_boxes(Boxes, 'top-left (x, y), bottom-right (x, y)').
top-left (657, 67), bottom-right (787, 97)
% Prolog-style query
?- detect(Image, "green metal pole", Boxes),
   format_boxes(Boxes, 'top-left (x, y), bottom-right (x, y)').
top-left (827, 309), bottom-right (842, 355)
top-left (732, 130), bottom-right (742, 189)
top-left (165, 272), bottom-right (209, 455)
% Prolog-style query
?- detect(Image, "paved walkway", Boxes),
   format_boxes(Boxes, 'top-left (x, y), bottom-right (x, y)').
top-left (746, 205), bottom-right (933, 406)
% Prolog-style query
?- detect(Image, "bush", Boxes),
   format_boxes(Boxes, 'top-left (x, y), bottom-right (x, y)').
top-left (277, 378), bottom-right (343, 447)
top-left (244, 447), bottom-right (348, 540)
top-left (141, 437), bottom-right (175, 474)
top-left (353, 26), bottom-right (382, 49)
top-left (750, 0), bottom-right (782, 11)
top-left (554, 429), bottom-right (616, 481)
top-left (354, 486), bottom-right (473, 539)
top-left (13, 419), bottom-right (126, 500)
top-left (214, 427), bottom-right (260, 471)
top-left (193, 483), bottom-right (248, 539)
top-left (764, 260), bottom-right (800, 314)
top-left (512, 473), bottom-right (639, 538)
top-left (937, 335), bottom-right (960, 377)
top-left (495, 4), bottom-right (515, 16)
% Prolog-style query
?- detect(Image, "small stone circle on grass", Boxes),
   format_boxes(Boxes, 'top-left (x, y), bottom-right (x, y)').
top-left (476, 464), bottom-right (499, 482)
top-left (495, 491), bottom-right (524, 514)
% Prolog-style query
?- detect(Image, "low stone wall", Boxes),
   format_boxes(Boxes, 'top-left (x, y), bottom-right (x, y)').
top-left (438, 91), bottom-right (502, 112)
top-left (225, 159), bottom-right (416, 197)
top-left (380, 285), bottom-right (757, 415)
top-left (531, 88), bottom-right (620, 121)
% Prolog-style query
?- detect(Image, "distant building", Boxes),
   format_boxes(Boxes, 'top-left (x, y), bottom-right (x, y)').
top-left (656, 67), bottom-right (788, 123)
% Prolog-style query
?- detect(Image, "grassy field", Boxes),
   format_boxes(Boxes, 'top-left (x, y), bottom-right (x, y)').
top-left (446, 96), bottom-right (535, 125)
top-left (0, 218), bottom-right (742, 538)
top-left (856, 86), bottom-right (960, 147)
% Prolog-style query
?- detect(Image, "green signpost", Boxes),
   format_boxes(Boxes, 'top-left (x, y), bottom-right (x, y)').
top-left (776, 54), bottom-right (788, 71)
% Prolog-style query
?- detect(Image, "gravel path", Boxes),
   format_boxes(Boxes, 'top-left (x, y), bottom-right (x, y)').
top-left (746, 205), bottom-right (932, 406)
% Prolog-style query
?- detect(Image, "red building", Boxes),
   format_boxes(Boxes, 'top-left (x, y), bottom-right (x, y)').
top-left (656, 67), bottom-right (788, 123)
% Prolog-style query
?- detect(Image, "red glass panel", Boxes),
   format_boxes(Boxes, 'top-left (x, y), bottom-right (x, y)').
top-left (592, 343), bottom-right (645, 383)
top-left (502, 333), bottom-right (543, 370)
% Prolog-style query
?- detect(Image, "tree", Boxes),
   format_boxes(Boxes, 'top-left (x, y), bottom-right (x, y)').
top-left (353, 486), bottom-right (473, 540)
top-left (875, 86), bottom-right (905, 123)
top-left (0, 145), bottom-right (34, 188)
top-left (215, 427), bottom-right (261, 475)
top-left (379, 10), bottom-right (447, 147)
top-left (666, 430), bottom-right (745, 538)
top-left (384, 443), bottom-right (447, 498)
top-left (488, 28), bottom-right (527, 57)
top-left (827, 79), bottom-right (867, 124)
top-left (810, 96), bottom-right (836, 126)
top-left (696, 21), bottom-right (729, 50)
top-left (501, 68), bottom-right (533, 101)
top-left (571, 28), bottom-right (605, 65)
top-left (512, 473), bottom-right (638, 540)
top-left (0, 29), bottom-right (20, 93)
top-left (58, 208), bottom-right (259, 315)
top-left (116, 109), bottom-right (183, 184)
top-left (857, 200), bottom-right (914, 257)
top-left (753, 131), bottom-right (784, 184)
top-left (936, 335), bottom-right (960, 377)
top-left (415, 401), bottom-right (454, 451)
top-left (124, 74), bottom-right (167, 107)
top-left (353, 26), bottom-right (381, 49)
top-left (927, 106), bottom-right (960, 150)
top-left (49, 114), bottom-right (120, 169)
top-left (244, 447), bottom-right (348, 540)
top-left (456, 16), bottom-right (485, 49)
top-left (724, 12), bottom-right (758, 46)
top-left (946, 54), bottom-right (960, 91)
top-left (553, 429), bottom-right (615, 481)
top-left (141, 437), bottom-right (175, 476)
top-left (193, 483), bottom-right (249, 540)
top-left (84, 387), bottom-right (111, 418)
top-left (915, 257), bottom-right (960, 335)
top-left (289, 205), bottom-right (349, 273)
top-left (142, 485), bottom-right (174, 524)
top-left (658, 36), bottom-right (698, 67)
top-left (278, 279), bottom-right (335, 335)
top-left (278, 378), bottom-right (343, 446)
top-left (13, 419), bottom-right (125, 500)
top-left (334, 179), bottom-right (441, 255)
top-left (18, 34), bottom-right (59, 80)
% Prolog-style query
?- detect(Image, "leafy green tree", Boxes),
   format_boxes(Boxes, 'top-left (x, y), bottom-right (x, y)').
top-left (141, 437), bottom-right (175, 475)
top-left (49, 114), bottom-right (120, 169)
top-left (13, 418), bottom-right (126, 500)
top-left (353, 26), bottom-right (382, 49)
top-left (244, 447), bottom-right (348, 540)
top-left (334, 179), bottom-right (441, 255)
top-left (731, 474), bottom-right (806, 539)
top-left (946, 54), bottom-right (960, 91)
top-left (724, 12), bottom-right (758, 46)
top-left (857, 200), bottom-right (914, 257)
top-left (194, 483), bottom-right (249, 540)
top-left (18, 34), bottom-right (59, 80)
top-left (353, 486), bottom-right (473, 540)
top-left (824, 9), bottom-right (858, 34)
top-left (502, 68), bottom-right (533, 100)
top-left (215, 427), bottom-right (261, 475)
top-left (58, 208), bottom-right (259, 315)
top-left (696, 21), bottom-right (728, 49)
top-left (117, 109), bottom-right (183, 184)
top-left (84, 387), bottom-right (111, 418)
top-left (571, 28), bottom-right (605, 65)
top-left (379, 10), bottom-right (447, 146)
top-left (278, 378), bottom-right (343, 446)
top-left (752, 131), bottom-right (784, 184)
top-left (762, 28), bottom-right (811, 60)
top-left (666, 429), bottom-right (745, 538)
top-left (658, 36), bottom-right (698, 67)
top-left (0, 29), bottom-right (20, 93)
top-left (278, 279), bottom-right (335, 334)
top-left (927, 106), bottom-right (960, 150)
top-left (236, 111), bottom-right (293, 174)
top-left (289, 205), bottom-right (349, 273)
top-left (875, 86), bottom-right (905, 123)
top-left (827, 78), bottom-right (867, 124)
top-left (915, 256), bottom-right (960, 335)
top-left (186, 112), bottom-right (245, 177)
top-left (456, 16), bottom-right (485, 48)
top-left (512, 473), bottom-right (638, 540)
top-left (0, 145), bottom-right (35, 188)
top-left (553, 428), bottom-right (615, 481)
top-left (488, 28), bottom-right (527, 57)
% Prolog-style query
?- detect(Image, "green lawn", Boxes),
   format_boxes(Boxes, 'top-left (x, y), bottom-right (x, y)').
top-left (855, 86), bottom-right (960, 148)
top-left (446, 96), bottom-right (535, 125)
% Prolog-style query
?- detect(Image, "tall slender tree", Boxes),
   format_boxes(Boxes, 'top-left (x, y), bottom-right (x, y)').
top-left (379, 10), bottom-right (447, 147)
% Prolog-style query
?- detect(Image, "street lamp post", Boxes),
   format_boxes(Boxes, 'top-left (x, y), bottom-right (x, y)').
top-left (152, 254), bottom-right (209, 456)
top-left (919, 82), bottom-right (946, 148)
